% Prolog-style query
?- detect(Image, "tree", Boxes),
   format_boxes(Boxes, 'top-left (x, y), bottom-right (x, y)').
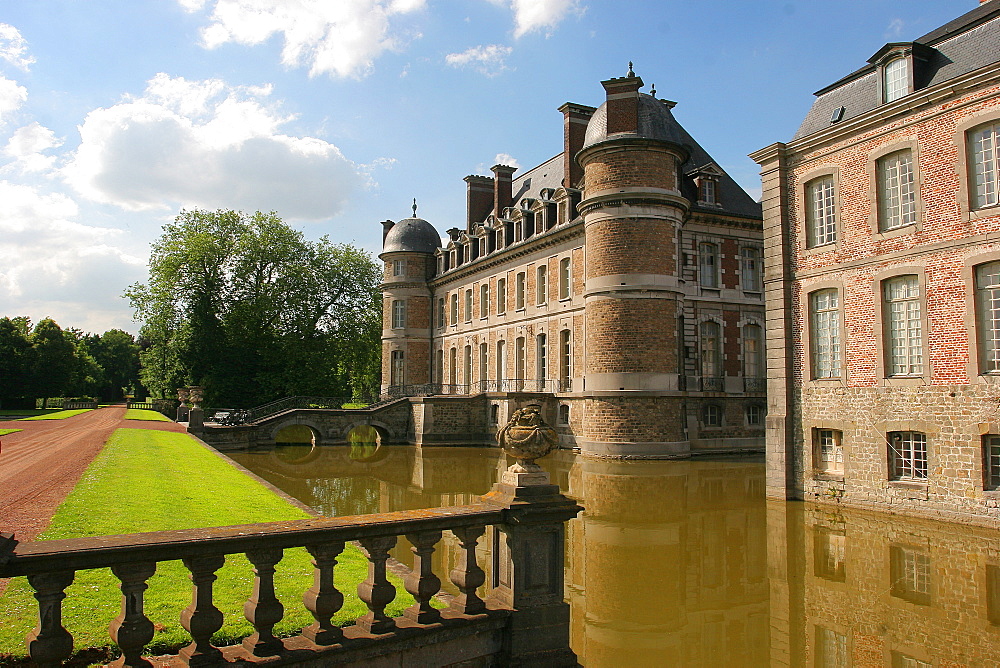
top-left (127, 209), bottom-right (382, 407)
top-left (0, 317), bottom-right (34, 406)
top-left (29, 319), bottom-right (77, 401)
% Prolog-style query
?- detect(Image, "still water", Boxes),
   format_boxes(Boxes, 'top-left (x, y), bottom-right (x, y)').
top-left (228, 445), bottom-right (1000, 667)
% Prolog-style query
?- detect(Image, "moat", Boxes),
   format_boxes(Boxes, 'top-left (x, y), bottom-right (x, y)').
top-left (228, 445), bottom-right (1000, 667)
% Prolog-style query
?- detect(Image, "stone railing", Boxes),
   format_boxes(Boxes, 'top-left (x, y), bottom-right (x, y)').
top-left (63, 400), bottom-right (98, 410)
top-left (385, 379), bottom-right (561, 398)
top-left (0, 478), bottom-right (581, 666)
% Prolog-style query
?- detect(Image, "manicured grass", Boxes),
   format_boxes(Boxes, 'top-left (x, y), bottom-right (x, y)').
top-left (123, 408), bottom-right (171, 421)
top-left (18, 409), bottom-right (92, 421)
top-left (0, 428), bottom-right (416, 661)
top-left (0, 428), bottom-right (22, 436)
top-left (0, 409), bottom-right (61, 418)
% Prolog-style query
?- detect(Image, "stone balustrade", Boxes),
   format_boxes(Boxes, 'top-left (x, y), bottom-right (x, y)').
top-left (0, 480), bottom-right (581, 667)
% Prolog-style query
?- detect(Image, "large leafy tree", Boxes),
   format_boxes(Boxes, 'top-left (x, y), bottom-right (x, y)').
top-left (127, 209), bottom-right (382, 407)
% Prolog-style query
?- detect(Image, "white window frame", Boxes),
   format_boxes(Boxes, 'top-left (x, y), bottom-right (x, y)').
top-left (391, 299), bottom-right (406, 329)
top-left (464, 289), bottom-right (473, 323)
top-left (976, 261), bottom-right (1000, 374)
top-left (392, 259), bottom-right (405, 276)
top-left (890, 545), bottom-right (931, 604)
top-left (497, 278), bottom-right (508, 315)
top-left (742, 323), bottom-right (764, 379)
top-left (889, 430), bottom-right (928, 481)
top-left (815, 428), bottom-right (844, 474)
top-left (700, 320), bottom-right (722, 379)
top-left (702, 404), bottom-right (722, 427)
top-left (536, 265), bottom-right (547, 305)
top-left (390, 350), bottom-right (405, 386)
top-left (699, 242), bottom-right (719, 288)
top-left (559, 257), bottom-right (571, 300)
top-left (883, 57), bottom-right (909, 103)
top-left (536, 333), bottom-right (547, 381)
top-left (884, 275), bottom-right (923, 376)
top-left (806, 176), bottom-right (837, 247)
top-left (515, 272), bottom-right (526, 310)
top-left (437, 297), bottom-right (445, 328)
top-left (970, 121), bottom-right (1000, 210)
top-left (480, 283), bottom-right (490, 319)
top-left (741, 247), bottom-right (762, 292)
top-left (878, 150), bottom-right (916, 231)
top-left (810, 289), bottom-right (842, 379)
top-left (450, 293), bottom-right (458, 325)
top-left (746, 404), bottom-right (764, 426)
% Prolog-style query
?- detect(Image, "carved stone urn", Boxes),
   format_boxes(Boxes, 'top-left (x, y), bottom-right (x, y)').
top-left (496, 404), bottom-right (558, 473)
top-left (176, 387), bottom-right (190, 405)
top-left (188, 386), bottom-right (204, 410)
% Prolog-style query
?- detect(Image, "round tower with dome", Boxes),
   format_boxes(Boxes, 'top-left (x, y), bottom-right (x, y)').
top-left (576, 66), bottom-right (692, 457)
top-left (378, 200), bottom-right (441, 396)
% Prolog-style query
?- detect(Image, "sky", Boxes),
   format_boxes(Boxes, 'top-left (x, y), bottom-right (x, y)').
top-left (0, 0), bottom-right (978, 335)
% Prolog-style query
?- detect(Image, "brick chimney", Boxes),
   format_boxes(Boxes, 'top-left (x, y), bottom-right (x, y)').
top-left (464, 174), bottom-right (494, 231)
top-left (601, 64), bottom-right (644, 135)
top-left (558, 102), bottom-right (596, 189)
top-left (380, 219), bottom-right (395, 243)
top-left (491, 164), bottom-right (517, 217)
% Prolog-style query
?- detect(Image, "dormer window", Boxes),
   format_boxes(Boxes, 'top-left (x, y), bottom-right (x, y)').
top-left (687, 162), bottom-right (724, 207)
top-left (699, 178), bottom-right (718, 205)
top-left (883, 57), bottom-right (908, 103)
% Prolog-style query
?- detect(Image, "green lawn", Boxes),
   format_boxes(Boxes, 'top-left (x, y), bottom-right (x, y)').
top-left (0, 428), bottom-right (22, 436)
top-left (0, 428), bottom-right (416, 662)
top-left (18, 409), bottom-right (92, 421)
top-left (123, 408), bottom-right (171, 421)
top-left (0, 409), bottom-right (61, 418)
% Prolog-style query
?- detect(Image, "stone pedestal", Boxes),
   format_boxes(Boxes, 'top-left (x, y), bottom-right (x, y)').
top-left (187, 407), bottom-right (204, 433)
top-left (482, 467), bottom-right (582, 667)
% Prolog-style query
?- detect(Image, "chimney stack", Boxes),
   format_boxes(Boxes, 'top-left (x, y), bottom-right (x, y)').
top-left (559, 102), bottom-right (596, 189)
top-left (464, 174), bottom-right (494, 231)
top-left (601, 64), bottom-right (644, 135)
top-left (491, 164), bottom-right (517, 217)
top-left (380, 219), bottom-right (395, 243)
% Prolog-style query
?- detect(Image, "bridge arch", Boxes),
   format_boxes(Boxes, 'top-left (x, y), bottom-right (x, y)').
top-left (269, 420), bottom-right (322, 445)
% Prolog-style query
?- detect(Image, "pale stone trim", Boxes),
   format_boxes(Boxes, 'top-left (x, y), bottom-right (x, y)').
top-left (953, 105), bottom-right (1000, 223)
top-left (870, 265), bottom-right (933, 384)
top-left (796, 165), bottom-right (842, 256)
top-left (866, 136), bottom-right (924, 238)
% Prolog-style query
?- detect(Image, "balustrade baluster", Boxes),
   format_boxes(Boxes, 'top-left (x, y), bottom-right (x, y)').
top-left (242, 548), bottom-right (285, 656)
top-left (302, 541), bottom-right (346, 645)
top-left (178, 555), bottom-right (226, 666)
top-left (356, 536), bottom-right (397, 634)
top-left (448, 525), bottom-right (487, 615)
top-left (26, 570), bottom-right (75, 667)
top-left (403, 530), bottom-right (443, 624)
top-left (109, 562), bottom-right (157, 668)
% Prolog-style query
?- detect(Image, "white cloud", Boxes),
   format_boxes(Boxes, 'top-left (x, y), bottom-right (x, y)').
top-left (885, 18), bottom-right (905, 39)
top-left (493, 152), bottom-right (520, 169)
top-left (63, 73), bottom-right (366, 220)
top-left (4, 122), bottom-right (63, 172)
top-left (489, 0), bottom-right (580, 38)
top-left (0, 24), bottom-right (34, 70)
top-left (445, 44), bottom-right (513, 77)
top-left (0, 181), bottom-right (145, 333)
top-left (185, 0), bottom-right (426, 79)
top-left (0, 75), bottom-right (28, 122)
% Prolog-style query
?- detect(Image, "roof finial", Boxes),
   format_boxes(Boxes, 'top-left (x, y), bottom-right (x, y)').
top-left (412, 198), bottom-right (417, 217)
top-left (627, 61), bottom-right (634, 77)
top-left (650, 83), bottom-right (656, 98)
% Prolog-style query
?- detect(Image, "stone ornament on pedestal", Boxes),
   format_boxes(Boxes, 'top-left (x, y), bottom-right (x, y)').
top-left (176, 387), bottom-right (190, 422)
top-left (187, 386), bottom-right (205, 432)
top-left (495, 404), bottom-right (559, 488)
top-left (188, 386), bottom-right (204, 410)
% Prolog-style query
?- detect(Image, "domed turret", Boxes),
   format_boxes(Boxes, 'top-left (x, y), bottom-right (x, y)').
top-left (382, 216), bottom-right (442, 255)
top-left (582, 93), bottom-right (688, 151)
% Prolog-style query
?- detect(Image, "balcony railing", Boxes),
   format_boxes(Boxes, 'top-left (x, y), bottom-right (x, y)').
top-left (386, 379), bottom-right (562, 398)
top-left (701, 376), bottom-right (725, 392)
top-left (0, 489), bottom-right (581, 666)
top-left (744, 376), bottom-right (766, 393)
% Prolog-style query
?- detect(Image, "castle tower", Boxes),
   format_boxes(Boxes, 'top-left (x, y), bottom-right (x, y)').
top-left (378, 205), bottom-right (441, 395)
top-left (576, 68), bottom-right (691, 457)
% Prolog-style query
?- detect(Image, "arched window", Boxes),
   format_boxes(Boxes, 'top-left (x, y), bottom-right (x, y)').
top-left (742, 324), bottom-right (764, 379)
top-left (536, 265), bottom-right (547, 305)
top-left (480, 283), bottom-right (489, 318)
top-left (559, 329), bottom-right (572, 391)
top-left (558, 404), bottom-right (570, 425)
top-left (700, 320), bottom-right (722, 383)
top-left (883, 58), bottom-right (908, 103)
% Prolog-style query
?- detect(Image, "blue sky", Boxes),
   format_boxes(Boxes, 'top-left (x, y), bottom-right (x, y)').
top-left (0, 0), bottom-right (976, 334)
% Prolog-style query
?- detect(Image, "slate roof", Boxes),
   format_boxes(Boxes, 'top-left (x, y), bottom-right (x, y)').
top-left (382, 217), bottom-right (442, 254)
top-left (510, 153), bottom-right (564, 210)
top-left (793, 3), bottom-right (1000, 140)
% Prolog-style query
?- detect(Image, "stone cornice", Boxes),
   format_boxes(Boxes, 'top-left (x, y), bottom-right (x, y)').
top-left (429, 218), bottom-right (584, 289)
top-left (578, 190), bottom-right (690, 217)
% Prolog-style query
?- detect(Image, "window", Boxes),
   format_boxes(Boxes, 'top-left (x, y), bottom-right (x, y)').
top-left (699, 242), bottom-right (719, 288)
top-left (987, 564), bottom-right (1000, 625)
top-left (449, 348), bottom-right (457, 385)
top-left (985, 435), bottom-right (1000, 490)
top-left (516, 272), bottom-right (526, 310)
top-left (536, 265), bottom-right (547, 305)
top-left (536, 333), bottom-right (547, 381)
top-left (976, 261), bottom-right (1000, 373)
top-left (497, 278), bottom-right (507, 314)
top-left (883, 57), bottom-right (909, 103)
top-left (746, 404), bottom-right (764, 426)
top-left (814, 529), bottom-right (846, 582)
top-left (806, 176), bottom-right (837, 247)
top-left (514, 337), bottom-right (526, 383)
top-left (878, 150), bottom-right (916, 231)
top-left (559, 329), bottom-right (572, 390)
top-left (480, 283), bottom-right (489, 319)
top-left (559, 257), bottom-right (571, 299)
top-left (891, 652), bottom-right (931, 668)
top-left (450, 293), bottom-right (458, 325)
top-left (463, 345), bottom-right (472, 387)
top-left (699, 178), bottom-right (717, 205)
top-left (741, 247), bottom-right (762, 292)
top-left (884, 276), bottom-right (923, 376)
top-left (815, 626), bottom-right (848, 668)
top-left (496, 340), bottom-right (506, 381)
top-left (742, 324), bottom-right (763, 379)
top-left (435, 349), bottom-right (443, 383)
top-left (479, 343), bottom-right (488, 387)
top-left (814, 428), bottom-right (844, 474)
top-left (702, 404), bottom-right (722, 427)
top-left (700, 320), bottom-right (722, 380)
top-left (392, 259), bottom-right (404, 276)
top-left (810, 290), bottom-right (842, 379)
top-left (464, 289), bottom-right (472, 322)
top-left (889, 431), bottom-right (927, 481)
top-left (969, 120), bottom-right (1000, 209)
top-left (558, 404), bottom-right (570, 424)
top-left (890, 545), bottom-right (931, 605)
top-left (490, 404), bottom-right (499, 424)
top-left (391, 299), bottom-right (406, 329)
top-left (437, 297), bottom-right (445, 328)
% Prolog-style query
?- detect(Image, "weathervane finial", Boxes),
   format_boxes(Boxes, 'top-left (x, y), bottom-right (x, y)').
top-left (627, 61), bottom-right (634, 77)
top-left (651, 83), bottom-right (656, 98)
top-left (412, 198), bottom-right (417, 217)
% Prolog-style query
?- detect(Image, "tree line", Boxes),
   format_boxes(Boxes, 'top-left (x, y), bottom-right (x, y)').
top-left (0, 317), bottom-right (142, 408)
top-left (126, 209), bottom-right (383, 408)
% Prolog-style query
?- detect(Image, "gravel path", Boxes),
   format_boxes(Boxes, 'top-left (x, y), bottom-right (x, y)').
top-left (0, 405), bottom-right (186, 596)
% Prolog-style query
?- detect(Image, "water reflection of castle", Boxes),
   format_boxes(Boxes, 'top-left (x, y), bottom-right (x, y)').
top-left (229, 446), bottom-right (1000, 667)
